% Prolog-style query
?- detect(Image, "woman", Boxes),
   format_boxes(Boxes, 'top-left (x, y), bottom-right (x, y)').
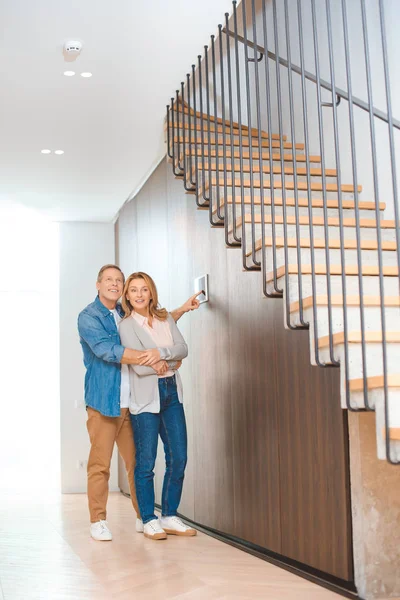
top-left (119, 272), bottom-right (196, 540)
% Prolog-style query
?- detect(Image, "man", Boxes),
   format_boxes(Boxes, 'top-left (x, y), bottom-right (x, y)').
top-left (78, 264), bottom-right (200, 541)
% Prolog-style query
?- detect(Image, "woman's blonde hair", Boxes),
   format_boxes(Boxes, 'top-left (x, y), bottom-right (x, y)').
top-left (121, 272), bottom-right (168, 324)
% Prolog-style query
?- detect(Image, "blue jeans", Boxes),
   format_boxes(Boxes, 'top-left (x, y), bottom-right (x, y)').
top-left (130, 375), bottom-right (188, 524)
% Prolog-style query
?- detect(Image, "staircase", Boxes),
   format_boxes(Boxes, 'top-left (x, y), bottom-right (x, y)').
top-left (165, 0), bottom-right (400, 464)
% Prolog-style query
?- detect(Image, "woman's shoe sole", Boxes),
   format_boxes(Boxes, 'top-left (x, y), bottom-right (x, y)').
top-left (144, 532), bottom-right (167, 540)
top-left (163, 529), bottom-right (197, 536)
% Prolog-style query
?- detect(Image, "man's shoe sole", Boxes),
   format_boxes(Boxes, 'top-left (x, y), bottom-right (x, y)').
top-left (90, 535), bottom-right (113, 541)
top-left (163, 528), bottom-right (197, 537)
top-left (144, 532), bottom-right (167, 540)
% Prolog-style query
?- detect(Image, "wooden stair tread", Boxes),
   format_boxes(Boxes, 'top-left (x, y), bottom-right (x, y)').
top-left (248, 237), bottom-right (397, 255)
top-left (319, 331), bottom-right (400, 348)
top-left (202, 176), bottom-right (361, 194)
top-left (187, 148), bottom-right (322, 163)
top-left (175, 136), bottom-right (304, 151)
top-left (171, 103), bottom-right (254, 133)
top-left (237, 214), bottom-right (396, 229)
top-left (216, 196), bottom-right (385, 211)
top-left (192, 163), bottom-right (337, 178)
top-left (290, 295), bottom-right (400, 313)
top-left (265, 264), bottom-right (399, 282)
top-left (389, 428), bottom-right (400, 440)
top-left (349, 374), bottom-right (400, 391)
top-left (167, 120), bottom-right (284, 141)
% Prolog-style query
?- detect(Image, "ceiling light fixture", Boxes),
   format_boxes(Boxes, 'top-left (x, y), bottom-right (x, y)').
top-left (41, 149), bottom-right (51, 154)
top-left (64, 70), bottom-right (75, 77)
top-left (81, 72), bottom-right (92, 78)
top-left (54, 150), bottom-right (64, 155)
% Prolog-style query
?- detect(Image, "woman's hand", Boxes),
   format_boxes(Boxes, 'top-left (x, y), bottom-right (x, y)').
top-left (139, 348), bottom-right (161, 366)
top-left (152, 360), bottom-right (168, 375)
top-left (174, 360), bottom-right (182, 370)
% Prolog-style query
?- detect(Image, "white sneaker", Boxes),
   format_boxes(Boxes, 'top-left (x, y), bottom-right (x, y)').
top-left (143, 518), bottom-right (167, 540)
top-left (160, 516), bottom-right (197, 537)
top-left (90, 520), bottom-right (112, 541)
top-left (136, 518), bottom-right (144, 533)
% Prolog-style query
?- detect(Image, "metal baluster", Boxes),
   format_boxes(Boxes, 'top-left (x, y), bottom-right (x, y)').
top-left (198, 54), bottom-right (210, 204)
top-left (272, 0), bottom-right (292, 300)
top-left (234, 0), bottom-right (258, 270)
top-left (204, 45), bottom-right (215, 216)
top-left (250, 0), bottom-right (272, 295)
top-left (211, 33), bottom-right (224, 225)
top-left (310, 0), bottom-right (339, 366)
top-left (283, 0), bottom-right (307, 328)
top-left (242, 0), bottom-right (260, 268)
top-left (339, 0), bottom-right (369, 410)
top-left (360, 0), bottom-right (390, 457)
top-left (225, 12), bottom-right (241, 244)
top-left (192, 64), bottom-right (207, 209)
top-left (297, 0), bottom-right (324, 365)
top-left (181, 81), bottom-right (196, 192)
top-left (261, 0), bottom-right (281, 296)
top-left (186, 73), bottom-right (196, 188)
top-left (171, 97), bottom-right (182, 178)
top-left (219, 23), bottom-right (237, 246)
top-left (379, 0), bottom-right (400, 463)
top-left (176, 89), bottom-right (185, 174)
top-left (166, 104), bottom-right (173, 160)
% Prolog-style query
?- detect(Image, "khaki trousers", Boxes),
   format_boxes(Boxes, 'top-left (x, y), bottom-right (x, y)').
top-left (86, 407), bottom-right (139, 522)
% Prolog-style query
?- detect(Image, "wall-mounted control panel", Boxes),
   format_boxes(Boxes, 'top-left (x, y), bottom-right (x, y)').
top-left (194, 274), bottom-right (209, 304)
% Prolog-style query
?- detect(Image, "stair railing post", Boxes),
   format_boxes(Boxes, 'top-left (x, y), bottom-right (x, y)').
top-left (219, 23), bottom-right (238, 247)
top-left (296, 0), bottom-right (325, 367)
top-left (241, 0), bottom-right (260, 268)
top-left (225, 12), bottom-right (241, 244)
top-left (261, 0), bottom-right (281, 296)
top-left (283, 0), bottom-right (307, 329)
top-left (328, 0), bottom-right (367, 409)
top-left (360, 0), bottom-right (390, 458)
top-left (310, 0), bottom-right (339, 366)
top-left (191, 64), bottom-right (207, 209)
top-left (176, 89), bottom-right (185, 174)
top-left (181, 81), bottom-right (196, 192)
top-left (379, 0), bottom-right (400, 463)
top-left (171, 97), bottom-right (182, 178)
top-left (198, 54), bottom-right (210, 204)
top-left (210, 33), bottom-right (224, 225)
top-left (186, 73), bottom-right (196, 189)
top-left (233, 0), bottom-right (256, 271)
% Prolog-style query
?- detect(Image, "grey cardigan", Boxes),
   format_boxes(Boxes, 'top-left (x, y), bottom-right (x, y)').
top-left (119, 313), bottom-right (188, 415)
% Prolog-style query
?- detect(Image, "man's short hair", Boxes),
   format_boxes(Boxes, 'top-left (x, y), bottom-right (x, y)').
top-left (97, 264), bottom-right (125, 283)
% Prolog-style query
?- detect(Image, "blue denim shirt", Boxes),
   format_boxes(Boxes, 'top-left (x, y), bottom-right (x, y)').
top-left (78, 296), bottom-right (125, 417)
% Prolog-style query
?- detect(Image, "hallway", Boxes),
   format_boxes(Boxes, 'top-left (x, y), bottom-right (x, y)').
top-left (0, 492), bottom-right (345, 600)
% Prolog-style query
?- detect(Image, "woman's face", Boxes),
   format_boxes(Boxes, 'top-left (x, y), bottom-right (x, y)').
top-left (126, 278), bottom-right (152, 313)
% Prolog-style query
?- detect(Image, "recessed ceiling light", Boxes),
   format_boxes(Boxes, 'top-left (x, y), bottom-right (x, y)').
top-left (81, 72), bottom-right (92, 78)
top-left (64, 71), bottom-right (75, 77)
top-left (54, 150), bottom-right (64, 155)
top-left (41, 149), bottom-right (51, 154)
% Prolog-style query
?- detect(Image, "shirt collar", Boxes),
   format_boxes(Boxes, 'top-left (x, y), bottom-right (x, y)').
top-left (94, 296), bottom-right (125, 318)
top-left (131, 311), bottom-right (148, 327)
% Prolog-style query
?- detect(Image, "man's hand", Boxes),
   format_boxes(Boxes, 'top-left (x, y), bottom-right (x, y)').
top-left (152, 360), bottom-right (169, 375)
top-left (139, 348), bottom-right (161, 366)
top-left (174, 360), bottom-right (182, 370)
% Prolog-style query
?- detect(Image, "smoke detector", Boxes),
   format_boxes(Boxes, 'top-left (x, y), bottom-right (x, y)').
top-left (63, 40), bottom-right (83, 58)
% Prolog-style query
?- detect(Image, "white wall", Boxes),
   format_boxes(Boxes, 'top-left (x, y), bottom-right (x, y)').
top-left (59, 222), bottom-right (119, 493)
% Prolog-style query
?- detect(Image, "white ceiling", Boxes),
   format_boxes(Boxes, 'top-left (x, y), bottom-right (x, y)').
top-left (0, 0), bottom-right (233, 222)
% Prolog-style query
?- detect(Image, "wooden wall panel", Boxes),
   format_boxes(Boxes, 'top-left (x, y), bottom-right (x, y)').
top-left (116, 158), bottom-right (353, 583)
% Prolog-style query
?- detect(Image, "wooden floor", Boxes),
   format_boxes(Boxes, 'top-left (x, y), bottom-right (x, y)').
top-left (0, 492), bottom-right (345, 600)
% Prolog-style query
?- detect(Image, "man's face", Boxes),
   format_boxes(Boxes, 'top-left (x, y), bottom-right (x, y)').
top-left (96, 268), bottom-right (124, 305)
